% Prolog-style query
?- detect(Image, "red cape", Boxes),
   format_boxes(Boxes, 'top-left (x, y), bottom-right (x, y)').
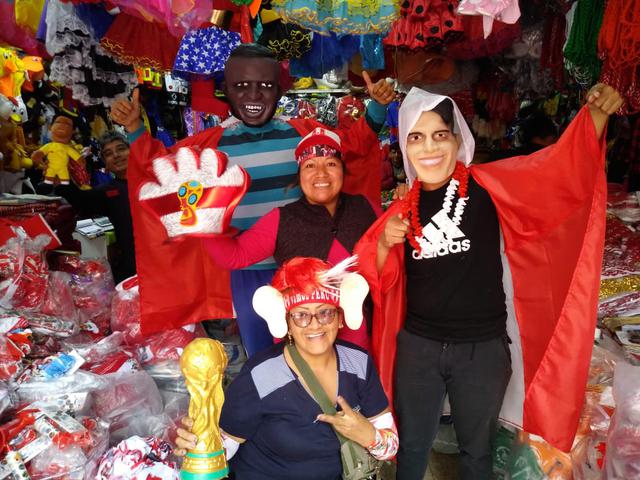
top-left (129, 116), bottom-right (382, 334)
top-left (354, 106), bottom-right (606, 452)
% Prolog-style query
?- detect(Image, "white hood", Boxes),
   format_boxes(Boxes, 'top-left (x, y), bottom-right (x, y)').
top-left (398, 88), bottom-right (476, 185)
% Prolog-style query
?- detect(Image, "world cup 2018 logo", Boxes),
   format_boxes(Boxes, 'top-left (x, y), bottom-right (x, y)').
top-left (177, 180), bottom-right (204, 226)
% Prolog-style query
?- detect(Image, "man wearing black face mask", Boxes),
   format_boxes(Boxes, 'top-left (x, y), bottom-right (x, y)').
top-left (110, 44), bottom-right (394, 353)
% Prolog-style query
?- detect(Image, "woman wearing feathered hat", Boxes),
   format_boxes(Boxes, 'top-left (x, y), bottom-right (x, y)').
top-left (175, 256), bottom-right (398, 479)
top-left (355, 84), bottom-right (623, 479)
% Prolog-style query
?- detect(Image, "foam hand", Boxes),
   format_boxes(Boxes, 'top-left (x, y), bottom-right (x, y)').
top-left (139, 147), bottom-right (249, 239)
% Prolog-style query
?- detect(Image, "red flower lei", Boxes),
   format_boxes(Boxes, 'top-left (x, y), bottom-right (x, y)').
top-left (403, 162), bottom-right (470, 253)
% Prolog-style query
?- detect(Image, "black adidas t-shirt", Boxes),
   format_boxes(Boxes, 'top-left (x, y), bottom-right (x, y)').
top-left (404, 175), bottom-right (507, 342)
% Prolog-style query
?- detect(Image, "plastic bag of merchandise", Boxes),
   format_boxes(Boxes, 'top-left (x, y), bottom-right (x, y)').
top-left (0, 380), bottom-right (16, 416)
top-left (0, 313), bottom-right (32, 381)
top-left (608, 192), bottom-right (640, 224)
top-left (604, 362), bottom-right (640, 479)
top-left (110, 276), bottom-right (142, 344)
top-left (40, 271), bottom-right (78, 323)
top-left (27, 416), bottom-right (110, 480)
top-left (16, 369), bottom-right (109, 414)
top-left (50, 254), bottom-right (115, 336)
top-left (63, 332), bottom-right (140, 375)
top-left (0, 230), bottom-right (50, 311)
top-left (0, 409), bottom-right (109, 480)
top-left (111, 276), bottom-right (201, 359)
top-left (96, 436), bottom-right (179, 479)
top-left (111, 276), bottom-right (203, 377)
top-left (92, 369), bottom-right (168, 443)
top-left (572, 346), bottom-right (617, 479)
top-left (21, 311), bottom-right (80, 339)
top-left (572, 424), bottom-right (609, 479)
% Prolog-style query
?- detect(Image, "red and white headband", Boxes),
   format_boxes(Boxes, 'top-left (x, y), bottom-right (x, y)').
top-left (252, 256), bottom-right (369, 338)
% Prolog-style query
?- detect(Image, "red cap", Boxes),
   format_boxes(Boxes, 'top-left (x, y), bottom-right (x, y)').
top-left (294, 127), bottom-right (342, 164)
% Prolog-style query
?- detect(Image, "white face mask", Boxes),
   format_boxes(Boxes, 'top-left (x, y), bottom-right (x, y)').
top-left (399, 88), bottom-right (476, 186)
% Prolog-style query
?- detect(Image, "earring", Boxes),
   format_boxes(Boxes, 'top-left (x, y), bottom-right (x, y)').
top-left (287, 333), bottom-right (293, 345)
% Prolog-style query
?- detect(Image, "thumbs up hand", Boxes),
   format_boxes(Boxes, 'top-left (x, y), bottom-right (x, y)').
top-left (110, 88), bottom-right (142, 133)
top-left (362, 71), bottom-right (395, 106)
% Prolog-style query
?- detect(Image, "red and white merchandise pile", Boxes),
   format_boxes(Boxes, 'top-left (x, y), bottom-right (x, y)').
top-left (0, 221), bottom-right (205, 479)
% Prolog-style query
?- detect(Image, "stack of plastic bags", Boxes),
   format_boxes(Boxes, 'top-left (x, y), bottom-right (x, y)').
top-left (0, 221), bottom-right (201, 478)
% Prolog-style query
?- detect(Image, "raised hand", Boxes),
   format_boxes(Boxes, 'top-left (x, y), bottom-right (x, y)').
top-left (587, 83), bottom-right (624, 115)
top-left (110, 89), bottom-right (142, 133)
top-left (363, 71), bottom-right (395, 106)
top-left (585, 84), bottom-right (624, 139)
top-left (316, 396), bottom-right (376, 448)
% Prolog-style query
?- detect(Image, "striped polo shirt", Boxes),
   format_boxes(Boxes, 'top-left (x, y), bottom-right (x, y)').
top-left (217, 116), bottom-right (303, 270)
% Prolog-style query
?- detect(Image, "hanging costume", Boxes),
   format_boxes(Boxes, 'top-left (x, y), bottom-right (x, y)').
top-left (270, 0), bottom-right (398, 34)
top-left (355, 89), bottom-right (606, 452)
top-left (128, 106), bottom-right (384, 352)
top-left (45, 0), bottom-right (137, 107)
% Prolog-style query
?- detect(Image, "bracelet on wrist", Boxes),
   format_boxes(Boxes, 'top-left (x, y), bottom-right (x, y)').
top-left (366, 429), bottom-right (382, 451)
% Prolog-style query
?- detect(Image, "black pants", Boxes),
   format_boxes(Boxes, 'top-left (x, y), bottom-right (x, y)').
top-left (394, 329), bottom-right (512, 480)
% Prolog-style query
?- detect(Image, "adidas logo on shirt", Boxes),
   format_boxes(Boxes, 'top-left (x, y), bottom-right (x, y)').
top-left (412, 209), bottom-right (472, 259)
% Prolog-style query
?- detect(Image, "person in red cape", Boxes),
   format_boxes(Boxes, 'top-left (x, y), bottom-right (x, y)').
top-left (354, 84), bottom-right (623, 479)
top-left (109, 43), bottom-right (394, 355)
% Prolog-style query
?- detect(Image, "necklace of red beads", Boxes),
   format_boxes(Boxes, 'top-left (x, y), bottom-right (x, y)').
top-left (403, 162), bottom-right (470, 253)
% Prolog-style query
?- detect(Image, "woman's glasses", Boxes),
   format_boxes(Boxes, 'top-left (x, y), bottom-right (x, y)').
top-left (288, 307), bottom-right (338, 328)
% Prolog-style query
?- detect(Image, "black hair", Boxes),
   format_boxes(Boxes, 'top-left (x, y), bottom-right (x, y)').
top-left (521, 113), bottom-right (557, 145)
top-left (227, 43), bottom-right (277, 62)
top-left (430, 98), bottom-right (454, 130)
top-left (53, 113), bottom-right (76, 128)
top-left (390, 142), bottom-right (400, 151)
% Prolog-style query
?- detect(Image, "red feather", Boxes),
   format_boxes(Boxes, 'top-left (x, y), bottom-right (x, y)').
top-left (272, 257), bottom-right (329, 295)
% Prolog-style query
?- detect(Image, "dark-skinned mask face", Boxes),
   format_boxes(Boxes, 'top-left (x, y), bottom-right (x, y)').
top-left (223, 57), bottom-right (282, 127)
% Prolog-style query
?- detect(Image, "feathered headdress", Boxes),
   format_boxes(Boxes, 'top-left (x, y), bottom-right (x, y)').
top-left (252, 256), bottom-right (369, 338)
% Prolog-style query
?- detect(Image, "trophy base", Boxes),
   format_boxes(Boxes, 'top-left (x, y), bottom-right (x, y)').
top-left (180, 468), bottom-right (229, 480)
top-left (181, 450), bottom-right (229, 480)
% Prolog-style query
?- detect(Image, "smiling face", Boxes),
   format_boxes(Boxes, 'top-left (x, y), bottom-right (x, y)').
top-left (102, 139), bottom-right (130, 179)
top-left (406, 110), bottom-right (461, 191)
top-left (223, 57), bottom-right (281, 127)
top-left (50, 116), bottom-right (74, 143)
top-left (288, 302), bottom-right (342, 357)
top-left (299, 156), bottom-right (344, 215)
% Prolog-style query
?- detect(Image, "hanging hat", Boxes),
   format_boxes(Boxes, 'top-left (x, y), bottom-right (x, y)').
top-left (294, 127), bottom-right (342, 165)
top-left (252, 256), bottom-right (369, 338)
top-left (394, 51), bottom-right (455, 86)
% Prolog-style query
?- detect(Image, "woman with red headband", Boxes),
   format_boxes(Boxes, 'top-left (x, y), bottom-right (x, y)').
top-left (175, 257), bottom-right (398, 479)
top-left (203, 128), bottom-right (381, 349)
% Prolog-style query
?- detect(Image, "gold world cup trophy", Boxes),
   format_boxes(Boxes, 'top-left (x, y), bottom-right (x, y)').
top-left (180, 338), bottom-right (229, 479)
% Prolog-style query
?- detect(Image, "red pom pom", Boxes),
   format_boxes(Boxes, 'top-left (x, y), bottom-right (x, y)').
top-left (272, 257), bottom-right (330, 295)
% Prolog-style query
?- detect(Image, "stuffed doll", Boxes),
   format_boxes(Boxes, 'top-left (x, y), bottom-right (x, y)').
top-left (31, 115), bottom-right (91, 189)
top-left (0, 48), bottom-right (18, 99)
top-left (0, 95), bottom-right (31, 172)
